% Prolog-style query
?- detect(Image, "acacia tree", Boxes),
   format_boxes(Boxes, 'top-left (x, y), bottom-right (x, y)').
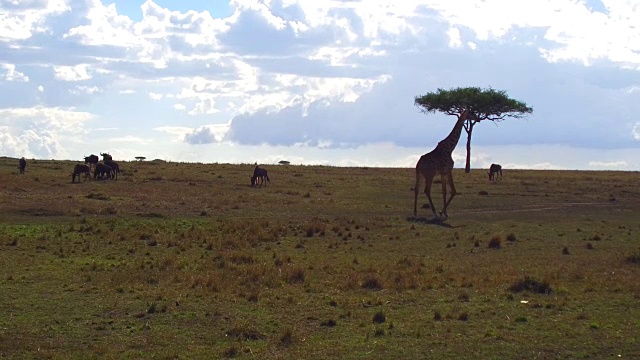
top-left (414, 87), bottom-right (533, 173)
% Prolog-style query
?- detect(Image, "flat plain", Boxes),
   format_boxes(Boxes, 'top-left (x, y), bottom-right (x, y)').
top-left (1, 156), bottom-right (639, 359)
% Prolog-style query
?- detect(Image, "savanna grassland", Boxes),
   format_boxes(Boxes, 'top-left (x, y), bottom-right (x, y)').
top-left (1, 156), bottom-right (639, 359)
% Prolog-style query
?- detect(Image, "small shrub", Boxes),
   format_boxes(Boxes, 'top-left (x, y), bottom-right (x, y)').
top-left (229, 253), bottom-right (254, 265)
top-left (488, 236), bottom-right (501, 249)
top-left (361, 275), bottom-right (383, 290)
top-left (458, 292), bottom-right (470, 302)
top-left (479, 190), bottom-right (489, 195)
top-left (562, 247), bottom-right (570, 255)
top-left (506, 233), bottom-right (517, 242)
top-left (586, 242), bottom-right (594, 250)
top-left (509, 276), bottom-right (552, 294)
top-left (320, 319), bottom-right (337, 327)
top-left (279, 327), bottom-right (295, 347)
top-left (222, 345), bottom-right (238, 358)
top-left (147, 303), bottom-right (157, 314)
top-left (246, 290), bottom-right (259, 303)
top-left (226, 327), bottom-right (264, 341)
top-left (372, 311), bottom-right (386, 324)
top-left (374, 328), bottom-right (385, 337)
top-left (285, 267), bottom-right (305, 284)
top-left (515, 316), bottom-right (528, 323)
top-left (626, 253), bottom-right (640, 264)
top-left (433, 311), bottom-right (442, 321)
top-left (458, 312), bottom-right (469, 321)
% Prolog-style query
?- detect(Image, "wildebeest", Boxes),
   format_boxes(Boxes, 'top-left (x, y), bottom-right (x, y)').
top-left (250, 166), bottom-right (270, 186)
top-left (84, 154), bottom-right (99, 170)
top-left (71, 164), bottom-right (91, 183)
top-left (488, 163), bottom-right (503, 181)
top-left (18, 157), bottom-right (26, 174)
top-left (100, 152), bottom-right (112, 162)
top-left (104, 160), bottom-right (120, 180)
top-left (94, 162), bottom-right (113, 180)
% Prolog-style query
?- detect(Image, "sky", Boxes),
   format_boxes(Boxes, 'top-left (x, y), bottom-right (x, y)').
top-left (1, 0), bottom-right (640, 170)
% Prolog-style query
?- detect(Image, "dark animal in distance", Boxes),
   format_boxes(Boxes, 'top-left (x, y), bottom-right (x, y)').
top-left (100, 152), bottom-right (112, 162)
top-left (18, 157), bottom-right (26, 174)
top-left (250, 166), bottom-right (270, 186)
top-left (84, 154), bottom-right (99, 170)
top-left (488, 163), bottom-right (503, 181)
top-left (104, 160), bottom-right (120, 180)
top-left (94, 163), bottom-right (113, 180)
top-left (71, 164), bottom-right (91, 183)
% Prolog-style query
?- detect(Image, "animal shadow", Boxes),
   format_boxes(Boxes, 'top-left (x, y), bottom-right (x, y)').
top-left (407, 216), bottom-right (454, 228)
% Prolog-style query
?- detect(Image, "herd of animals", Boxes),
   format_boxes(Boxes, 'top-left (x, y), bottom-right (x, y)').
top-left (14, 154), bottom-right (277, 188)
top-left (14, 112), bottom-right (504, 219)
top-left (14, 151), bottom-right (502, 189)
top-left (70, 153), bottom-right (121, 183)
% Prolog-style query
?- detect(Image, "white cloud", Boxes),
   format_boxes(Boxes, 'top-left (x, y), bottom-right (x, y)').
top-left (633, 122), bottom-right (640, 141)
top-left (110, 135), bottom-right (149, 144)
top-left (63, 1), bottom-right (138, 47)
top-left (447, 27), bottom-right (462, 48)
top-left (0, 106), bottom-right (95, 158)
top-left (53, 64), bottom-right (92, 81)
top-left (173, 103), bottom-right (186, 110)
top-left (1, 63), bottom-right (29, 82)
top-left (148, 92), bottom-right (163, 100)
top-left (119, 89), bottom-right (136, 94)
top-left (588, 161), bottom-right (628, 169)
top-left (0, 0), bottom-right (69, 41)
top-left (154, 126), bottom-right (194, 141)
top-left (70, 86), bottom-right (102, 95)
top-left (184, 124), bottom-right (230, 144)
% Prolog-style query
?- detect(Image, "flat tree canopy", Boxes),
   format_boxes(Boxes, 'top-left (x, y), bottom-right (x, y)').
top-left (415, 87), bottom-right (532, 173)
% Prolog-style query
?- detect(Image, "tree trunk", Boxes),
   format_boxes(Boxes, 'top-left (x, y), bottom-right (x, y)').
top-left (464, 124), bottom-right (474, 173)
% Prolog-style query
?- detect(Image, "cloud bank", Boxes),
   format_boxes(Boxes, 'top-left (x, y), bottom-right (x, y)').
top-left (0, 0), bottom-right (638, 169)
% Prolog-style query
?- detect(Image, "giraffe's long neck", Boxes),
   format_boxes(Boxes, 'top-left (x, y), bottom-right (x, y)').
top-left (437, 111), bottom-right (468, 155)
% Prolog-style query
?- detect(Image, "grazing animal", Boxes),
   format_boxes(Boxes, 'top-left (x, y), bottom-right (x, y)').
top-left (94, 162), bottom-right (113, 180)
top-left (100, 152), bottom-right (112, 162)
top-left (414, 110), bottom-right (472, 218)
top-left (71, 164), bottom-right (91, 183)
top-left (250, 166), bottom-right (270, 186)
top-left (488, 163), bottom-right (503, 181)
top-left (104, 160), bottom-right (120, 180)
top-left (84, 154), bottom-right (99, 170)
top-left (18, 157), bottom-right (26, 174)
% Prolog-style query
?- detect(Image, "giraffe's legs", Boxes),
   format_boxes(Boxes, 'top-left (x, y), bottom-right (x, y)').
top-left (423, 173), bottom-right (438, 217)
top-left (414, 169), bottom-right (421, 216)
top-left (442, 171), bottom-right (457, 218)
top-left (440, 173), bottom-right (448, 218)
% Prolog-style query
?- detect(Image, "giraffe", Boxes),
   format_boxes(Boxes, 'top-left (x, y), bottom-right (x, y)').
top-left (413, 110), bottom-right (471, 218)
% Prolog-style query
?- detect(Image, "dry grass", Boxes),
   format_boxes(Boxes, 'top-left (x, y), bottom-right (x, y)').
top-left (1, 157), bottom-right (640, 359)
